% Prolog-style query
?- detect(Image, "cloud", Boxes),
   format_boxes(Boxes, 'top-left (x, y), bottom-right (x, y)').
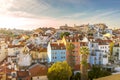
top-left (57, 0), bottom-right (89, 5)
top-left (57, 9), bottom-right (120, 28)
top-left (61, 12), bottom-right (87, 19)
top-left (89, 10), bottom-right (120, 21)
top-left (0, 0), bottom-right (120, 29)
top-left (0, 0), bottom-right (52, 18)
top-left (9, 0), bottom-right (50, 14)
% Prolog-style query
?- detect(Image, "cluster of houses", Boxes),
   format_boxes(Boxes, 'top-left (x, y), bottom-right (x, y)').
top-left (0, 23), bottom-right (120, 79)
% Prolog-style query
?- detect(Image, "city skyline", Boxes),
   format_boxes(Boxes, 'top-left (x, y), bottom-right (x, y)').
top-left (0, 0), bottom-right (120, 30)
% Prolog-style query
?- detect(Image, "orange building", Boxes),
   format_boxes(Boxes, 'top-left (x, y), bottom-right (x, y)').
top-left (62, 35), bottom-right (82, 65)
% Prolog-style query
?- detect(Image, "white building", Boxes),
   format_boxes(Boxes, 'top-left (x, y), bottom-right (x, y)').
top-left (113, 44), bottom-right (120, 62)
top-left (98, 41), bottom-right (110, 65)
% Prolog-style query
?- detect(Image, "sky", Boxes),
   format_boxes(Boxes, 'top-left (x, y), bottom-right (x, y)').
top-left (0, 0), bottom-right (120, 30)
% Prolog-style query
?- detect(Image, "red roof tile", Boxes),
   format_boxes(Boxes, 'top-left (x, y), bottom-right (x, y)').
top-left (17, 71), bottom-right (29, 78)
top-left (8, 45), bottom-right (24, 48)
top-left (29, 63), bottom-right (48, 77)
top-left (50, 43), bottom-right (66, 50)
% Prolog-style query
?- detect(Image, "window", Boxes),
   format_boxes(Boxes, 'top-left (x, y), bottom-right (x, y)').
top-left (92, 44), bottom-right (94, 47)
top-left (99, 61), bottom-right (101, 64)
top-left (61, 56), bottom-right (65, 59)
top-left (94, 57), bottom-right (97, 64)
top-left (103, 54), bottom-right (107, 58)
top-left (53, 56), bottom-right (57, 59)
top-left (52, 57), bottom-right (54, 59)
top-left (99, 57), bottom-right (101, 60)
top-left (117, 49), bottom-right (119, 52)
top-left (55, 57), bottom-right (57, 59)
top-left (52, 47), bottom-right (54, 49)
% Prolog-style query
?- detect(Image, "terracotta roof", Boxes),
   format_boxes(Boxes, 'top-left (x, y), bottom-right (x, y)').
top-left (80, 42), bottom-right (88, 46)
top-left (88, 36), bottom-right (94, 41)
top-left (65, 35), bottom-right (83, 42)
top-left (95, 39), bottom-right (112, 45)
top-left (29, 63), bottom-right (48, 77)
top-left (0, 64), bottom-right (15, 74)
top-left (40, 48), bottom-right (47, 52)
top-left (27, 44), bottom-right (41, 51)
top-left (95, 39), bottom-right (103, 45)
top-left (50, 43), bottom-right (66, 50)
top-left (28, 45), bottom-right (47, 52)
top-left (17, 71), bottom-right (29, 78)
top-left (104, 40), bottom-right (113, 43)
top-left (8, 45), bottom-right (24, 48)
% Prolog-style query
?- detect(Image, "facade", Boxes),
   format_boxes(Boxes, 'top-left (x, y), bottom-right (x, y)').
top-left (38, 48), bottom-right (48, 62)
top-left (89, 42), bottom-right (103, 65)
top-left (113, 44), bottom-right (120, 62)
top-left (89, 39), bottom-right (112, 65)
top-left (62, 35), bottom-right (82, 65)
top-left (47, 42), bottom-right (66, 63)
top-left (30, 47), bottom-right (48, 63)
top-left (97, 39), bottom-right (110, 65)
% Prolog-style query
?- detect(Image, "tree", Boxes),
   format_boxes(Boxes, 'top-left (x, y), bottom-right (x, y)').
top-left (74, 72), bottom-right (81, 80)
top-left (109, 42), bottom-right (114, 63)
top-left (47, 61), bottom-right (72, 80)
top-left (60, 32), bottom-right (70, 38)
top-left (66, 43), bottom-right (75, 69)
top-left (80, 46), bottom-right (89, 80)
top-left (88, 65), bottom-right (111, 80)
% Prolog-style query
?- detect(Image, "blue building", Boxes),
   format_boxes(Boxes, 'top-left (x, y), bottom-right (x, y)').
top-left (88, 42), bottom-right (103, 65)
top-left (47, 42), bottom-right (66, 63)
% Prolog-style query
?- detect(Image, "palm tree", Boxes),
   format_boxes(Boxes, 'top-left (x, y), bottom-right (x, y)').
top-left (66, 43), bottom-right (75, 70)
top-left (80, 46), bottom-right (89, 80)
